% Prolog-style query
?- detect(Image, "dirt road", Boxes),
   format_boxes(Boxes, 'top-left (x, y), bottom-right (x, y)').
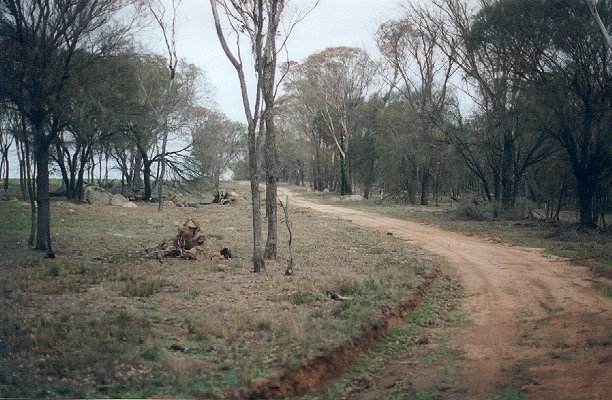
top-left (281, 189), bottom-right (611, 399)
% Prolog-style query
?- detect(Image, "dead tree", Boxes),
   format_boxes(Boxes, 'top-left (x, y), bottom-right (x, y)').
top-left (279, 195), bottom-right (294, 275)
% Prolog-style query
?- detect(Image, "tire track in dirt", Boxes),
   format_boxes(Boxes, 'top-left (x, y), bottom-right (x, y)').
top-left (281, 189), bottom-right (611, 399)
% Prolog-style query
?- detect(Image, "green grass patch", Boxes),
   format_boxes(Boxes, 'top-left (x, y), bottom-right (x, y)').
top-left (498, 389), bottom-right (528, 400)
top-left (45, 264), bottom-right (61, 277)
top-left (415, 387), bottom-right (442, 400)
top-left (382, 325), bottom-right (420, 350)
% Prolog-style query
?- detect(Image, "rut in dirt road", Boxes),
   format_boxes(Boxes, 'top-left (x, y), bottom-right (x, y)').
top-left (281, 188), bottom-right (611, 400)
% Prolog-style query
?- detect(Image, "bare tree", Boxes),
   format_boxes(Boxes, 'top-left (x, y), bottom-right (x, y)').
top-left (209, 0), bottom-right (316, 270)
top-left (149, 0), bottom-right (181, 211)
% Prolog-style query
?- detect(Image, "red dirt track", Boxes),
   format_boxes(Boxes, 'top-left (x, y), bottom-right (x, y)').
top-left (282, 188), bottom-right (611, 400)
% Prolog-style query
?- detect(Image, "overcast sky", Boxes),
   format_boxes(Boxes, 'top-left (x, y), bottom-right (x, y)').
top-left (142, 0), bottom-right (403, 122)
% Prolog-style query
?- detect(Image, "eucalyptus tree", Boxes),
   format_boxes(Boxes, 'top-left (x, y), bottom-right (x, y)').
top-left (376, 15), bottom-right (455, 204)
top-left (0, 0), bottom-right (143, 254)
top-left (412, 0), bottom-right (553, 208)
top-left (190, 107), bottom-right (245, 191)
top-left (471, 0), bottom-right (611, 228)
top-left (209, 0), bottom-right (316, 269)
top-left (274, 95), bottom-right (311, 186)
top-left (113, 54), bottom-right (200, 201)
top-left (286, 47), bottom-right (376, 195)
top-left (53, 56), bottom-right (118, 201)
top-left (149, 0), bottom-right (181, 211)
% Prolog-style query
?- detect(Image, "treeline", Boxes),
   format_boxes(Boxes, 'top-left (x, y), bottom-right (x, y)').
top-left (0, 0), bottom-right (244, 253)
top-left (264, 0), bottom-right (610, 230)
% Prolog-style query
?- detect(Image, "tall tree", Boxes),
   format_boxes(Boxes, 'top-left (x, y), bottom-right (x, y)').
top-left (287, 47), bottom-right (375, 195)
top-left (414, 0), bottom-right (555, 207)
top-left (210, 0), bottom-right (314, 269)
top-left (0, 0), bottom-right (141, 253)
top-left (376, 15), bottom-right (455, 204)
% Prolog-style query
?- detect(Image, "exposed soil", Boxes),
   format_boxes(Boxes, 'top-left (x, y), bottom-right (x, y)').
top-left (281, 188), bottom-right (611, 400)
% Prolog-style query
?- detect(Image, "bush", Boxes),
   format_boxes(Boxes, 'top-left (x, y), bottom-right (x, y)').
top-left (454, 196), bottom-right (536, 221)
top-left (454, 198), bottom-right (491, 221)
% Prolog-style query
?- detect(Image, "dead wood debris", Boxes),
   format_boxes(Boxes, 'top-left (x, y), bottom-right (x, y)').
top-left (327, 291), bottom-right (354, 301)
top-left (154, 219), bottom-right (213, 260)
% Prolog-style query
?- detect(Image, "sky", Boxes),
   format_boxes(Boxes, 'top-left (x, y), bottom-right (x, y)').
top-left (142, 0), bottom-right (403, 122)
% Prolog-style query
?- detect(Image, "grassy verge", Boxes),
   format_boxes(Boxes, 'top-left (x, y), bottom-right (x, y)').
top-left (0, 182), bottom-right (437, 398)
top-left (290, 272), bottom-right (468, 400)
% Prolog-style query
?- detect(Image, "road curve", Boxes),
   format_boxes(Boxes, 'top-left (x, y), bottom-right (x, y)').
top-left (280, 188), bottom-right (611, 400)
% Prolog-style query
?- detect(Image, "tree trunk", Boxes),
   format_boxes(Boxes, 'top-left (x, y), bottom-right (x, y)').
top-left (576, 173), bottom-right (597, 228)
top-left (34, 133), bottom-right (51, 252)
top-left (2, 150), bottom-right (9, 196)
top-left (264, 110), bottom-right (278, 260)
top-left (132, 155), bottom-right (142, 192)
top-left (420, 167), bottom-right (430, 206)
top-left (248, 128), bottom-right (264, 272)
top-left (501, 131), bottom-right (515, 208)
top-left (20, 115), bottom-right (37, 245)
top-left (158, 112), bottom-right (170, 211)
top-left (143, 159), bottom-right (152, 201)
top-left (339, 153), bottom-right (352, 196)
top-left (55, 143), bottom-right (71, 198)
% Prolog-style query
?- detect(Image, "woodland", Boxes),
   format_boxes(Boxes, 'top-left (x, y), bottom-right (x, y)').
top-left (0, 0), bottom-right (610, 263)
top-left (0, 1), bottom-right (611, 398)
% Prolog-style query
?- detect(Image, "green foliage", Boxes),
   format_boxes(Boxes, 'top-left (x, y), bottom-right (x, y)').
top-left (332, 300), bottom-right (372, 319)
top-left (382, 325), bottom-right (419, 350)
top-left (415, 387), bottom-right (442, 400)
top-left (45, 264), bottom-right (61, 277)
top-left (498, 389), bottom-right (528, 400)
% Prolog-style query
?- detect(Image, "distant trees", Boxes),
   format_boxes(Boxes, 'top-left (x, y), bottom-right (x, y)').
top-left (0, 108), bottom-right (14, 196)
top-left (190, 107), bottom-right (245, 191)
top-left (285, 47), bottom-right (376, 195)
top-left (274, 0), bottom-right (609, 230)
top-left (0, 0), bottom-right (216, 254)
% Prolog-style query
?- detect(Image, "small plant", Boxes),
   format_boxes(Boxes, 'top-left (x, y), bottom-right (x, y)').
top-left (498, 389), bottom-right (528, 400)
top-left (255, 320), bottom-right (272, 331)
top-left (415, 387), bottom-right (441, 400)
top-left (45, 264), bottom-right (61, 277)
top-left (140, 346), bottom-right (164, 361)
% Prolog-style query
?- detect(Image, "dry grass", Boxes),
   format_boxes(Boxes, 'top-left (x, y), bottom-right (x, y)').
top-left (0, 182), bottom-right (436, 398)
